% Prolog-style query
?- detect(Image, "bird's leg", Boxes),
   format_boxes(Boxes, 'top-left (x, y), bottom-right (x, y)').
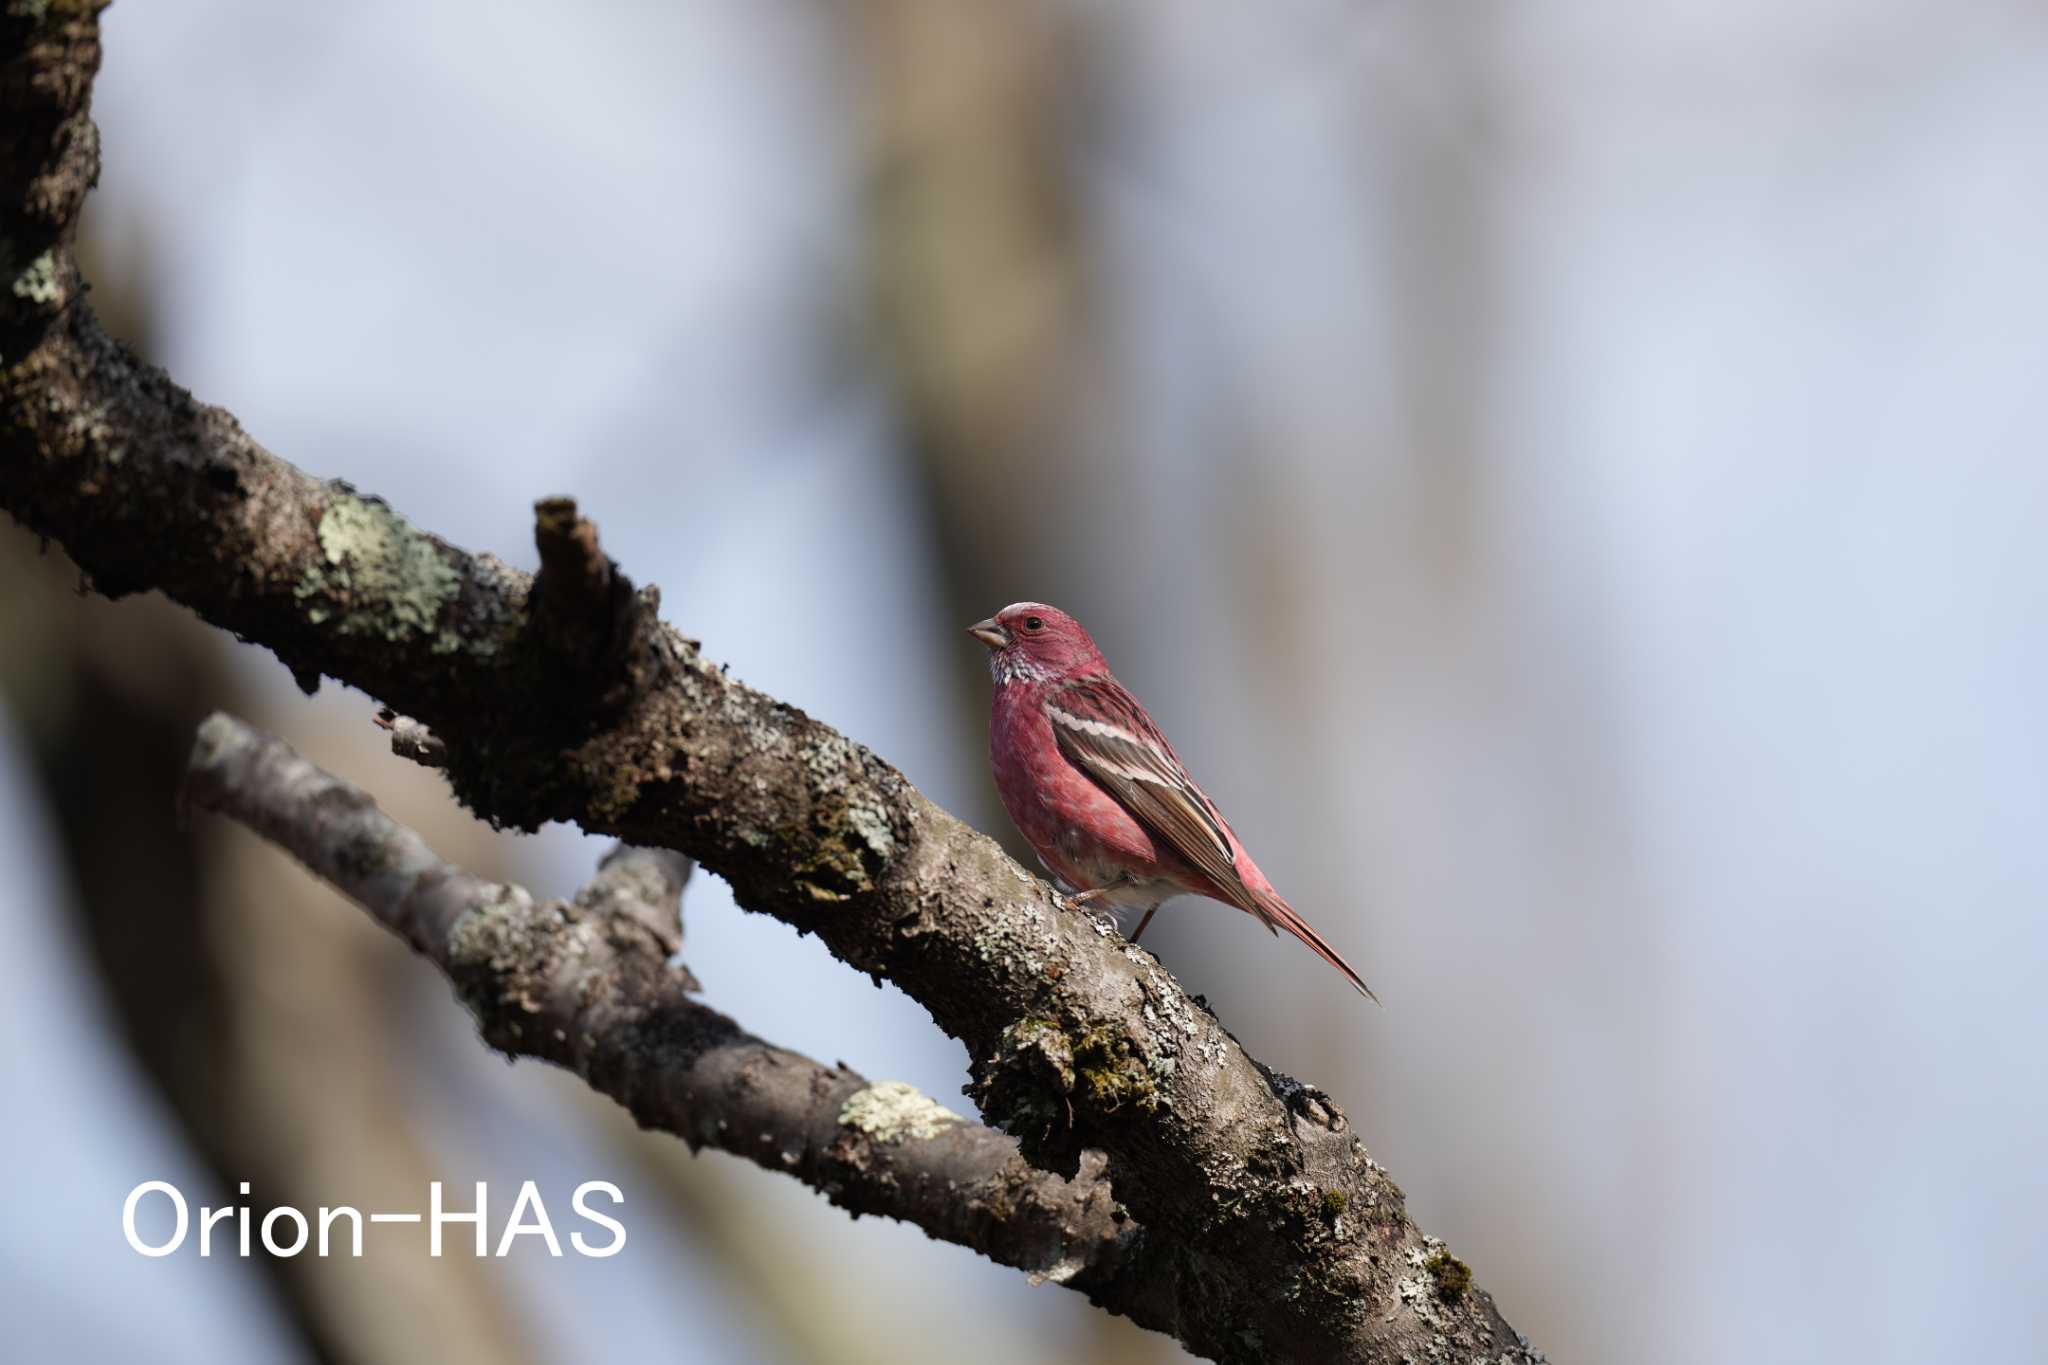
top-left (1062, 875), bottom-right (1131, 914)
top-left (1062, 876), bottom-right (1159, 943)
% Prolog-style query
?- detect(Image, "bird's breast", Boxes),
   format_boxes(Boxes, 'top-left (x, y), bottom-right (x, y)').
top-left (989, 685), bottom-right (1171, 888)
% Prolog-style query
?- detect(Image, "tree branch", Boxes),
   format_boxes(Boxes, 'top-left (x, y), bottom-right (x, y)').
top-left (180, 712), bottom-right (1142, 1297)
top-left (0, 8), bottom-right (1537, 1362)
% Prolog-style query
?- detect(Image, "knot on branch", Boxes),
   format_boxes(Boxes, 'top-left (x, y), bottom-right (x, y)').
top-left (1259, 1064), bottom-right (1350, 1135)
top-left (525, 496), bottom-right (655, 727)
top-left (436, 849), bottom-right (706, 1069)
top-left (970, 1016), bottom-right (1160, 1179)
top-left (573, 843), bottom-right (694, 965)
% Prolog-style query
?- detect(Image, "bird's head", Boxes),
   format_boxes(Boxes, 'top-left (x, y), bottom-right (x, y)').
top-left (967, 602), bottom-right (1103, 682)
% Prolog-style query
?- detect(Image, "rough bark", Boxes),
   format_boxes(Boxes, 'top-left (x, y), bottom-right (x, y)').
top-left (181, 714), bottom-right (1141, 1300)
top-left (0, 7), bottom-right (1538, 1362)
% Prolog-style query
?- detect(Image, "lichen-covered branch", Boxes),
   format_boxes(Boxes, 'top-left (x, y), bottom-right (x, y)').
top-left (180, 712), bottom-right (1144, 1298)
top-left (0, 8), bottom-right (1537, 1362)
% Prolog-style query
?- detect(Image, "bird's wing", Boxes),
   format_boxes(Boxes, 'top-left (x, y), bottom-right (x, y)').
top-left (1049, 676), bottom-right (1380, 1001)
top-left (1044, 677), bottom-right (1255, 910)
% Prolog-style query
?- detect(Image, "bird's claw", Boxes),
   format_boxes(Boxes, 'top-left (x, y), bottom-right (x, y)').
top-left (1262, 1066), bottom-right (1348, 1133)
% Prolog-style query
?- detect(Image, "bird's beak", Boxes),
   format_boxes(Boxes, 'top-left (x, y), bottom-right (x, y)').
top-left (967, 617), bottom-right (1009, 650)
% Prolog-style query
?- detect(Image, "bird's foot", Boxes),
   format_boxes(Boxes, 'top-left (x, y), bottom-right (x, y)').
top-left (1058, 888), bottom-right (1128, 939)
top-left (1260, 1064), bottom-right (1348, 1134)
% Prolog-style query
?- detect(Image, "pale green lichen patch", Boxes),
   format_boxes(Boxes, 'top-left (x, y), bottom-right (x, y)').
top-left (844, 802), bottom-right (895, 864)
top-left (441, 885), bottom-right (558, 1035)
top-left (66, 400), bottom-right (119, 459)
top-left (445, 886), bottom-right (546, 977)
top-left (968, 893), bottom-right (1065, 981)
top-left (10, 249), bottom-right (59, 304)
top-left (1397, 1236), bottom-right (1473, 1323)
top-left (838, 1080), bottom-right (961, 1143)
top-left (786, 730), bottom-right (898, 901)
top-left (295, 493), bottom-right (460, 642)
top-left (790, 795), bottom-right (897, 901)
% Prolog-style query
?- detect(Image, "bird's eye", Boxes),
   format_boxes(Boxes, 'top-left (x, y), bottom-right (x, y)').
top-left (1024, 615), bottom-right (1045, 632)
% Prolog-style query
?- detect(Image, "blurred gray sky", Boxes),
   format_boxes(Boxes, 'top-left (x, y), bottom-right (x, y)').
top-left (3, 2), bottom-right (2045, 1363)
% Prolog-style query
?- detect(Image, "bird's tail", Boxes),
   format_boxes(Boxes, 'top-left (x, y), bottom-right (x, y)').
top-left (1249, 886), bottom-right (1379, 1004)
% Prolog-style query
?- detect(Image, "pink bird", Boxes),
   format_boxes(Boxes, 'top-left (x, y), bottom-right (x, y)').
top-left (969, 602), bottom-right (1376, 1000)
